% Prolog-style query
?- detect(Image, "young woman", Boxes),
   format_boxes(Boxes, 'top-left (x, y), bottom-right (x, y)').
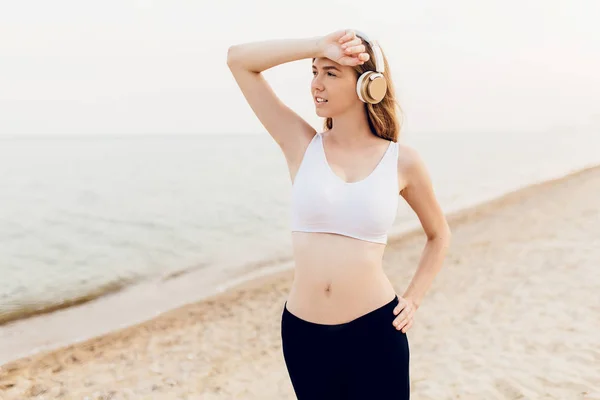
top-left (227, 28), bottom-right (451, 399)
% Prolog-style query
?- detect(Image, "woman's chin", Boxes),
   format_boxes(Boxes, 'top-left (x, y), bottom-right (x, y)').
top-left (315, 108), bottom-right (331, 118)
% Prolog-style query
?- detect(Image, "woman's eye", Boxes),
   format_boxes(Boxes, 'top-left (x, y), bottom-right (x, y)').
top-left (312, 71), bottom-right (336, 77)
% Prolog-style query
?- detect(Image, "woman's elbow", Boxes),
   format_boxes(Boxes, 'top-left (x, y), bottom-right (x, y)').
top-left (429, 224), bottom-right (452, 244)
top-left (226, 45), bottom-right (240, 67)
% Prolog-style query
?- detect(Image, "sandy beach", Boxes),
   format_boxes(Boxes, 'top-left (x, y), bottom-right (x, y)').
top-left (1, 164), bottom-right (600, 399)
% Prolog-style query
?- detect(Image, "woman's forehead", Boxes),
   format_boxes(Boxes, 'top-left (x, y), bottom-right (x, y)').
top-left (312, 58), bottom-right (351, 73)
top-left (313, 57), bottom-right (339, 67)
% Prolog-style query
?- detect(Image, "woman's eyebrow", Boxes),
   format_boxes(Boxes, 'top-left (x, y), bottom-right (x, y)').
top-left (312, 65), bottom-right (341, 72)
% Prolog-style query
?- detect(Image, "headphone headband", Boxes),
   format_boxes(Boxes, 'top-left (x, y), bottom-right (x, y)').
top-left (354, 30), bottom-right (385, 74)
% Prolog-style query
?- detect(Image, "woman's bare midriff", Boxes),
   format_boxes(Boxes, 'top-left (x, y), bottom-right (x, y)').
top-left (286, 231), bottom-right (397, 325)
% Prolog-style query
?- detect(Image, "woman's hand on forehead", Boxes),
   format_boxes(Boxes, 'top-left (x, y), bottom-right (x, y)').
top-left (318, 29), bottom-right (370, 66)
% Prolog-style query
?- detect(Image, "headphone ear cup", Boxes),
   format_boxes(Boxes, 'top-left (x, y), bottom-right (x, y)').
top-left (356, 71), bottom-right (387, 104)
top-left (367, 73), bottom-right (387, 104)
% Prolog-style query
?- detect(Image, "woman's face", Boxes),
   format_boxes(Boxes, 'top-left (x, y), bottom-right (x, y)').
top-left (311, 57), bottom-right (360, 118)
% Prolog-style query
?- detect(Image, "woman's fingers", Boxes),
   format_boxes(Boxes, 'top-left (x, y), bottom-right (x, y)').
top-left (393, 312), bottom-right (407, 327)
top-left (341, 52), bottom-right (369, 66)
top-left (401, 319), bottom-right (413, 333)
top-left (393, 299), bottom-right (409, 317)
top-left (394, 312), bottom-right (413, 331)
top-left (344, 44), bottom-right (366, 55)
top-left (392, 297), bottom-right (415, 331)
top-left (337, 54), bottom-right (360, 66)
top-left (393, 302), bottom-right (405, 316)
top-left (338, 29), bottom-right (356, 43)
top-left (333, 29), bottom-right (370, 66)
top-left (393, 312), bottom-right (409, 328)
top-left (341, 55), bottom-right (366, 66)
top-left (341, 37), bottom-right (361, 49)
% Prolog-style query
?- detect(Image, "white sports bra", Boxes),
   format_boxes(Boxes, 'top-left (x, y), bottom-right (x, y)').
top-left (290, 131), bottom-right (400, 244)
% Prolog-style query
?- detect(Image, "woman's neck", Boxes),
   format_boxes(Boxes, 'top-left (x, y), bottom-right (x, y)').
top-left (328, 106), bottom-right (374, 146)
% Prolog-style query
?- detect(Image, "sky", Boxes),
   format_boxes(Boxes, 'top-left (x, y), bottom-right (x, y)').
top-left (0, 0), bottom-right (599, 136)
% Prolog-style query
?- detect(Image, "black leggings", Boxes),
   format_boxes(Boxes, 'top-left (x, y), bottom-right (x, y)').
top-left (281, 295), bottom-right (410, 399)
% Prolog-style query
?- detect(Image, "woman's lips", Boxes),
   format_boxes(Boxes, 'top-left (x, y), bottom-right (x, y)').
top-left (314, 96), bottom-right (328, 105)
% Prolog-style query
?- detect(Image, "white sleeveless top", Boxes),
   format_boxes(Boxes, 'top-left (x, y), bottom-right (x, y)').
top-left (290, 132), bottom-right (399, 244)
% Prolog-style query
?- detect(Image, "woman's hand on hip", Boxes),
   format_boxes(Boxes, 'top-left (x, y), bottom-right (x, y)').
top-left (317, 29), bottom-right (370, 66)
top-left (392, 296), bottom-right (418, 333)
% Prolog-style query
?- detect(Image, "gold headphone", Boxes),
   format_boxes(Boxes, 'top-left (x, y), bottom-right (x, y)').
top-left (354, 30), bottom-right (387, 104)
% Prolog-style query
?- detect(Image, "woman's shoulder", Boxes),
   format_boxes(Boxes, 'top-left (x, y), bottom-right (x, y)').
top-left (397, 143), bottom-right (421, 168)
top-left (396, 144), bottom-right (431, 187)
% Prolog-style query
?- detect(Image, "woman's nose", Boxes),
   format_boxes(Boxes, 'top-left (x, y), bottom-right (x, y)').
top-left (311, 76), bottom-right (324, 91)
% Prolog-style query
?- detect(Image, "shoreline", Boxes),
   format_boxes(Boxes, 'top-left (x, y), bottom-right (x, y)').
top-left (1, 163), bottom-right (599, 368)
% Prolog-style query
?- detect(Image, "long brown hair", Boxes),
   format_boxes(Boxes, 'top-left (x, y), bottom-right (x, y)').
top-left (323, 36), bottom-right (403, 142)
